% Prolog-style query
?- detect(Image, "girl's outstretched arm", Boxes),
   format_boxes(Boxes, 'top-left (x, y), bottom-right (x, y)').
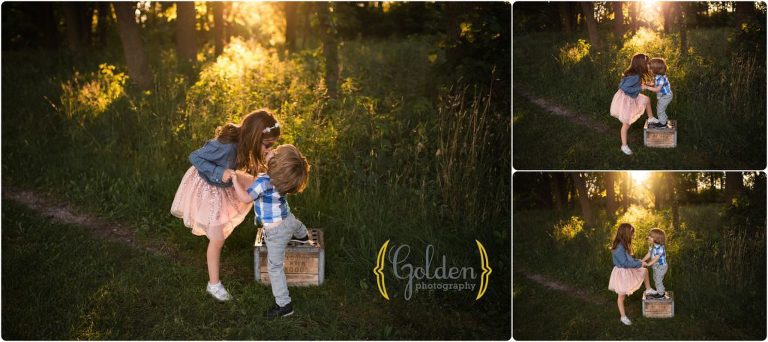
top-left (642, 84), bottom-right (662, 93)
top-left (641, 251), bottom-right (651, 262)
top-left (646, 255), bottom-right (661, 267)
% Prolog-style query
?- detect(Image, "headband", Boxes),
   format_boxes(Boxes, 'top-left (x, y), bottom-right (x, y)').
top-left (262, 122), bottom-right (280, 134)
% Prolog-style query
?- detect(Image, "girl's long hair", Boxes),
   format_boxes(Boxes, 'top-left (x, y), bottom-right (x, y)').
top-left (612, 223), bottom-right (635, 254)
top-left (622, 53), bottom-right (652, 83)
top-left (215, 109), bottom-right (280, 174)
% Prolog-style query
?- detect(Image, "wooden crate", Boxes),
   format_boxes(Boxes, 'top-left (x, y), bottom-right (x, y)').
top-left (642, 291), bottom-right (674, 318)
top-left (644, 120), bottom-right (677, 148)
top-left (253, 228), bottom-right (325, 286)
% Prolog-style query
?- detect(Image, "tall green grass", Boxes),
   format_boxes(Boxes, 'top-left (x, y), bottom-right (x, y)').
top-left (513, 28), bottom-right (766, 169)
top-left (513, 204), bottom-right (766, 338)
top-left (2, 35), bottom-right (510, 337)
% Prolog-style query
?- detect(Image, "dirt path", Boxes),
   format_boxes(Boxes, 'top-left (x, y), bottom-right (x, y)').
top-left (518, 269), bottom-right (609, 305)
top-left (515, 86), bottom-right (614, 135)
top-left (0, 187), bottom-right (254, 278)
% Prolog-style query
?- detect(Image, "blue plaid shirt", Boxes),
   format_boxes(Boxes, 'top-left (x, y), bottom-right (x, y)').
top-left (655, 75), bottom-right (672, 96)
top-left (649, 244), bottom-right (667, 266)
top-left (247, 174), bottom-right (290, 225)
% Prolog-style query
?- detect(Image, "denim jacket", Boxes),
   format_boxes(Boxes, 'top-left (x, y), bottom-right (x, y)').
top-left (188, 139), bottom-right (237, 187)
top-left (618, 74), bottom-right (642, 99)
top-left (612, 244), bottom-right (642, 268)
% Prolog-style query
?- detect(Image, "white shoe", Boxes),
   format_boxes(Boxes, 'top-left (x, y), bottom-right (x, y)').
top-left (621, 145), bottom-right (633, 155)
top-left (647, 117), bottom-right (660, 124)
top-left (207, 282), bottom-right (232, 302)
top-left (644, 289), bottom-right (657, 296)
top-left (620, 316), bottom-right (632, 325)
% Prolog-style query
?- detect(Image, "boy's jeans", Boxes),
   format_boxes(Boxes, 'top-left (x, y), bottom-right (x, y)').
top-left (656, 93), bottom-right (673, 125)
top-left (263, 214), bottom-right (309, 307)
top-left (652, 263), bottom-right (668, 295)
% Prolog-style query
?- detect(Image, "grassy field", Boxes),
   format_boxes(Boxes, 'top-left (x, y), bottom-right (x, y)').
top-left (1, 36), bottom-right (510, 339)
top-left (513, 204), bottom-right (766, 340)
top-left (513, 28), bottom-right (766, 170)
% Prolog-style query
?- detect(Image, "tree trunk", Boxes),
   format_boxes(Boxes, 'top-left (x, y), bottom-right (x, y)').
top-left (317, 2), bottom-right (339, 98)
top-left (628, 2), bottom-right (638, 33)
top-left (213, 1), bottom-right (224, 56)
top-left (572, 173), bottom-right (594, 226)
top-left (284, 2), bottom-right (298, 52)
top-left (114, 2), bottom-right (153, 90)
top-left (61, 4), bottom-right (81, 52)
top-left (176, 2), bottom-right (197, 64)
top-left (96, 2), bottom-right (110, 47)
top-left (550, 173), bottom-right (564, 211)
top-left (735, 1), bottom-right (753, 29)
top-left (622, 172), bottom-right (631, 211)
top-left (679, 3), bottom-right (687, 56)
top-left (653, 174), bottom-right (664, 210)
top-left (613, 2), bottom-right (624, 37)
top-left (669, 173), bottom-right (680, 230)
top-left (559, 3), bottom-right (572, 35)
top-left (77, 3), bottom-right (95, 48)
top-left (662, 2), bottom-right (673, 33)
top-left (725, 172), bottom-right (745, 202)
top-left (580, 2), bottom-right (602, 50)
top-left (37, 2), bottom-right (59, 49)
top-left (605, 173), bottom-right (616, 218)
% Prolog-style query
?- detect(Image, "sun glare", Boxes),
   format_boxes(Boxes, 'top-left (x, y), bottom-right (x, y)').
top-left (630, 171), bottom-right (651, 185)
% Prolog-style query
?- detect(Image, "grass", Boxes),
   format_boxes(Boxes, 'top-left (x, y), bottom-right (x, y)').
top-left (513, 204), bottom-right (766, 340)
top-left (513, 28), bottom-right (766, 169)
top-left (2, 200), bottom-right (510, 339)
top-left (1, 35), bottom-right (510, 339)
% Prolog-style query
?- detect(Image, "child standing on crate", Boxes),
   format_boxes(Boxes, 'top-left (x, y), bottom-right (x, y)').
top-left (608, 223), bottom-right (656, 326)
top-left (641, 228), bottom-right (669, 299)
top-left (229, 144), bottom-right (312, 319)
top-left (643, 57), bottom-right (674, 128)
top-left (171, 110), bottom-right (280, 302)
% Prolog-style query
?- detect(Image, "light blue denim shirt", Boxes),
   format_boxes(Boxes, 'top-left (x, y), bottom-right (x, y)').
top-left (188, 139), bottom-right (237, 188)
top-left (612, 244), bottom-right (642, 268)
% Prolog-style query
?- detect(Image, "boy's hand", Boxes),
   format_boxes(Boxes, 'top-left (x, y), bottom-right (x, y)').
top-left (222, 169), bottom-right (234, 182)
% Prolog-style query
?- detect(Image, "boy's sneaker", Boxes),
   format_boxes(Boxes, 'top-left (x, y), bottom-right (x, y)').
top-left (290, 235), bottom-right (310, 244)
top-left (647, 117), bottom-right (660, 124)
top-left (621, 145), bottom-right (633, 155)
top-left (206, 282), bottom-right (232, 302)
top-left (651, 292), bottom-right (666, 299)
top-left (620, 316), bottom-right (632, 325)
top-left (644, 289), bottom-right (657, 296)
top-left (265, 302), bottom-right (294, 319)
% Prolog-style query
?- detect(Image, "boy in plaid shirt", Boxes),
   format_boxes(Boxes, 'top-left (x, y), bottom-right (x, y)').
top-left (229, 144), bottom-right (311, 319)
top-left (645, 57), bottom-right (673, 128)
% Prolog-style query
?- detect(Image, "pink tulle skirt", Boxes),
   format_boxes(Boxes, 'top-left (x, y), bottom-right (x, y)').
top-left (170, 166), bottom-right (252, 240)
top-left (608, 266), bottom-right (647, 295)
top-left (610, 89), bottom-right (649, 125)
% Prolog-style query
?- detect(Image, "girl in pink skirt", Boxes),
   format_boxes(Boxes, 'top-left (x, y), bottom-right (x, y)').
top-left (171, 110), bottom-right (281, 301)
top-left (610, 53), bottom-right (659, 155)
top-left (609, 223), bottom-right (655, 325)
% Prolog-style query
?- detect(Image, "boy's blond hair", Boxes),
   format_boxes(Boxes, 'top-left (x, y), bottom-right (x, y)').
top-left (267, 144), bottom-right (310, 195)
top-left (649, 57), bottom-right (667, 75)
top-left (649, 228), bottom-right (666, 245)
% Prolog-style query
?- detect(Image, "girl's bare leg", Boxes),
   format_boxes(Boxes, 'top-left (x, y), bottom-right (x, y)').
top-left (618, 294), bottom-right (626, 317)
top-left (621, 123), bottom-right (630, 146)
top-left (643, 268), bottom-right (652, 290)
top-left (207, 239), bottom-right (225, 284)
top-left (646, 101), bottom-right (654, 118)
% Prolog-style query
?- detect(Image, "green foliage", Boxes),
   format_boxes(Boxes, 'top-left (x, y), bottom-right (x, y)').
top-left (2, 29), bottom-right (510, 338)
top-left (514, 204), bottom-right (766, 339)
top-left (514, 28), bottom-right (766, 169)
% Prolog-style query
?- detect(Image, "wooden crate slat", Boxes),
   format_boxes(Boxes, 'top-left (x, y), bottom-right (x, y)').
top-left (644, 120), bottom-right (677, 148)
top-left (642, 291), bottom-right (674, 318)
top-left (253, 228), bottom-right (325, 286)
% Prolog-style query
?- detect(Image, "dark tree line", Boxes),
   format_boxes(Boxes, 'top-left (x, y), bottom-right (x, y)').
top-left (514, 172), bottom-right (765, 232)
top-left (514, 2), bottom-right (765, 55)
top-left (3, 2), bottom-right (510, 98)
